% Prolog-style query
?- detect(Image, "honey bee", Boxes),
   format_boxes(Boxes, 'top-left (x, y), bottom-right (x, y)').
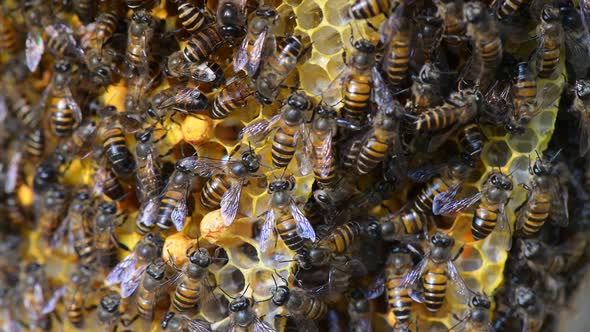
top-left (134, 129), bottom-right (163, 204)
top-left (571, 80), bottom-right (590, 156)
top-left (93, 164), bottom-right (127, 202)
top-left (304, 221), bottom-right (363, 267)
top-left (560, 0), bottom-right (590, 80)
top-left (408, 62), bottom-right (444, 111)
top-left (0, 13), bottom-right (18, 54)
top-left (24, 128), bottom-right (45, 162)
top-left (161, 312), bottom-right (212, 331)
top-left (414, 8), bottom-right (444, 66)
top-left (385, 244), bottom-right (415, 326)
top-left (212, 75), bottom-right (255, 119)
top-left (457, 123), bottom-right (484, 159)
top-left (323, 39), bottom-right (384, 125)
top-left (234, 7), bottom-right (278, 77)
top-left (37, 59), bottom-right (82, 137)
top-left (50, 189), bottom-right (96, 266)
top-left (164, 58), bottom-right (225, 86)
top-left (147, 86), bottom-right (211, 124)
top-left (534, 6), bottom-right (563, 79)
top-left (124, 63), bottom-right (162, 114)
top-left (26, 22), bottom-right (84, 72)
top-left (23, 262), bottom-right (66, 331)
top-left (97, 292), bottom-right (131, 330)
top-left (135, 262), bottom-right (169, 321)
top-left (50, 120), bottom-right (97, 172)
top-left (168, 25), bottom-right (225, 66)
top-left (517, 153), bottom-right (568, 236)
top-left (348, 0), bottom-right (391, 20)
top-left (126, 8), bottom-right (156, 73)
top-left (85, 46), bottom-right (120, 87)
top-left (256, 35), bottom-right (306, 103)
top-left (61, 267), bottom-right (93, 328)
top-left (434, 0), bottom-right (466, 54)
top-left (4, 83), bottom-right (40, 131)
top-left (73, 0), bottom-right (96, 24)
top-left (259, 176), bottom-right (316, 253)
top-left (309, 254), bottom-right (360, 298)
top-left (240, 92), bottom-right (312, 168)
top-left (196, 147), bottom-right (263, 225)
top-left (449, 294), bottom-right (493, 332)
top-left (380, 157), bottom-right (474, 240)
top-left (518, 234), bottom-right (587, 275)
top-left (172, 0), bottom-right (208, 34)
top-left (433, 170), bottom-right (513, 250)
top-left (94, 201), bottom-right (130, 269)
top-left (269, 276), bottom-right (328, 325)
top-left (380, 15), bottom-right (413, 90)
top-left (91, 11), bottom-right (121, 49)
top-left (106, 232), bottom-right (165, 298)
top-left (502, 286), bottom-right (546, 332)
top-left (36, 184), bottom-right (69, 244)
top-left (227, 294), bottom-right (276, 331)
top-left (399, 232), bottom-right (472, 312)
top-left (216, 0), bottom-right (247, 39)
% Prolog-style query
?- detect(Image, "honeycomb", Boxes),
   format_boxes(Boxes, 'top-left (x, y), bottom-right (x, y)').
top-left (0, 0), bottom-right (573, 330)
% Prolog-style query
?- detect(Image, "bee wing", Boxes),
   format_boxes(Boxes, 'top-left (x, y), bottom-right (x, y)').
top-left (221, 181), bottom-right (243, 226)
top-left (575, 102), bottom-right (590, 156)
top-left (184, 316), bottom-right (212, 332)
top-left (105, 252), bottom-right (138, 286)
top-left (247, 30), bottom-right (268, 76)
top-left (549, 176), bottom-right (569, 227)
top-left (191, 62), bottom-right (219, 82)
top-left (399, 254), bottom-right (429, 291)
top-left (379, 5), bottom-right (405, 44)
top-left (171, 189), bottom-right (189, 231)
top-left (239, 113), bottom-right (281, 142)
top-left (192, 157), bottom-right (229, 177)
top-left (365, 273), bottom-right (386, 300)
top-left (322, 68), bottom-right (350, 107)
top-left (159, 270), bottom-right (185, 290)
top-left (41, 286), bottom-right (66, 315)
top-left (121, 264), bottom-right (148, 298)
top-left (535, 82), bottom-right (561, 111)
top-left (26, 31), bottom-right (44, 72)
top-left (493, 203), bottom-right (512, 251)
top-left (137, 198), bottom-right (159, 227)
top-left (49, 216), bottom-right (69, 248)
top-left (447, 260), bottom-right (472, 305)
top-left (259, 207), bottom-right (275, 253)
top-left (159, 87), bottom-right (202, 110)
top-left (63, 87), bottom-right (82, 124)
top-left (0, 94), bottom-right (7, 122)
top-left (4, 150), bottom-right (22, 193)
top-left (291, 202), bottom-right (316, 241)
top-left (305, 129), bottom-right (334, 179)
top-left (253, 317), bottom-right (277, 332)
top-left (371, 66), bottom-right (392, 106)
top-left (234, 33), bottom-right (251, 73)
top-left (407, 163), bottom-right (447, 183)
top-left (582, 0), bottom-right (590, 31)
top-left (433, 189), bottom-right (481, 216)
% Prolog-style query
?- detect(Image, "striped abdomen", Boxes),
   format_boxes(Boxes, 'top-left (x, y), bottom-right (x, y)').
top-left (300, 296), bottom-right (328, 320)
top-left (156, 190), bottom-right (185, 230)
top-left (458, 124), bottom-right (483, 158)
top-left (389, 287), bottom-right (412, 323)
top-left (183, 26), bottom-right (224, 63)
top-left (66, 291), bottom-right (85, 327)
top-left (266, 36), bottom-right (302, 77)
top-left (343, 139), bottom-right (362, 169)
top-left (310, 131), bottom-right (336, 187)
top-left (521, 192), bottom-right (550, 236)
top-left (13, 95), bottom-right (39, 129)
top-left (25, 129), bottom-right (44, 160)
top-left (513, 66), bottom-right (536, 111)
top-left (94, 11), bottom-right (118, 48)
top-left (95, 232), bottom-right (117, 268)
top-left (49, 92), bottom-right (77, 137)
top-left (318, 221), bottom-right (362, 254)
top-left (442, 11), bottom-right (465, 51)
top-left (200, 174), bottom-right (232, 209)
top-left (423, 267), bottom-right (447, 312)
top-left (356, 130), bottom-right (395, 175)
top-left (472, 199), bottom-right (500, 240)
top-left (414, 177), bottom-right (451, 213)
top-left (173, 276), bottom-right (202, 311)
top-left (0, 17), bottom-right (18, 53)
top-left (74, 0), bottom-right (97, 24)
top-left (136, 286), bottom-right (157, 321)
top-left (71, 221), bottom-right (96, 267)
top-left (177, 1), bottom-right (207, 33)
top-left (349, 0), bottom-right (391, 19)
top-left (415, 105), bottom-right (458, 132)
top-left (497, 0), bottom-right (527, 19)
top-left (276, 213), bottom-right (305, 253)
top-left (537, 38), bottom-right (561, 78)
top-left (102, 168), bottom-right (126, 201)
top-left (342, 75), bottom-right (371, 124)
top-left (383, 31), bottom-right (411, 88)
top-left (393, 208), bottom-right (429, 234)
top-left (102, 127), bottom-right (135, 177)
top-left (212, 80), bottom-right (251, 119)
top-left (477, 36), bottom-right (502, 67)
top-left (272, 125), bottom-right (298, 168)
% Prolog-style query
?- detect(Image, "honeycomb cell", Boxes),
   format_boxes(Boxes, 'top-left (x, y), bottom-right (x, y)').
top-left (508, 155), bottom-right (531, 188)
top-left (326, 52), bottom-right (345, 79)
top-left (458, 247), bottom-right (483, 272)
top-left (298, 63), bottom-right (331, 96)
top-left (261, 244), bottom-right (295, 270)
top-left (324, 0), bottom-right (352, 26)
top-left (482, 140), bottom-right (512, 167)
top-left (195, 141), bottom-right (227, 159)
top-left (507, 128), bottom-right (539, 153)
top-left (230, 241), bottom-right (260, 269)
top-left (276, 5), bottom-right (298, 36)
top-left (250, 269), bottom-right (275, 298)
top-left (532, 110), bottom-right (556, 136)
top-left (201, 293), bottom-right (230, 322)
top-left (311, 26), bottom-right (343, 55)
top-left (214, 119), bottom-right (243, 145)
top-left (295, 0), bottom-right (323, 29)
top-left (217, 265), bottom-right (246, 296)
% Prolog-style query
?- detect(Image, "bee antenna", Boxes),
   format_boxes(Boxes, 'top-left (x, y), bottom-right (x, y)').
top-left (218, 286), bottom-right (236, 300)
top-left (550, 148), bottom-right (562, 162)
top-left (241, 284), bottom-right (250, 297)
top-left (534, 150), bottom-right (541, 161)
top-left (274, 269), bottom-right (288, 285)
top-left (280, 166), bottom-right (288, 179)
top-left (271, 274), bottom-right (278, 288)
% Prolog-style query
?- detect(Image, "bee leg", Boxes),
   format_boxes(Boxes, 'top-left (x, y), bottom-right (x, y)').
top-left (451, 245), bottom-right (465, 262)
top-left (111, 233), bottom-right (130, 251)
top-left (121, 314), bottom-right (139, 327)
top-left (85, 304), bottom-right (98, 311)
top-left (366, 21), bottom-right (379, 33)
top-left (519, 183), bottom-right (532, 192)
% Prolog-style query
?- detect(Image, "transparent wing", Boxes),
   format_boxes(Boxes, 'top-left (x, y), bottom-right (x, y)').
top-left (535, 82), bottom-right (561, 111)
top-left (4, 151), bottom-right (22, 193)
top-left (365, 273), bottom-right (385, 300)
top-left (447, 260), bottom-right (472, 305)
top-left (305, 129), bottom-right (334, 178)
top-left (247, 30), bottom-right (268, 76)
top-left (158, 87), bottom-right (203, 110)
top-left (64, 87), bottom-right (82, 124)
top-left (41, 286), bottom-right (66, 315)
top-left (121, 264), bottom-right (148, 298)
top-left (192, 157), bottom-right (229, 177)
top-left (191, 62), bottom-right (218, 82)
top-left (26, 31), bottom-right (44, 72)
top-left (159, 270), bottom-right (185, 290)
top-left (493, 203), bottom-right (512, 251)
top-left (577, 102), bottom-right (590, 156)
top-left (291, 202), bottom-right (316, 241)
top-left (371, 67), bottom-right (392, 106)
top-left (253, 317), bottom-right (277, 332)
top-left (239, 114), bottom-right (281, 142)
top-left (433, 189), bottom-right (481, 216)
top-left (137, 198), bottom-right (158, 227)
top-left (379, 5), bottom-right (405, 44)
top-left (260, 207), bottom-right (275, 253)
top-left (399, 254), bottom-right (429, 290)
top-left (549, 176), bottom-right (569, 227)
top-left (185, 317), bottom-right (212, 332)
top-left (105, 252), bottom-right (138, 286)
top-left (322, 68), bottom-right (350, 107)
top-left (171, 190), bottom-right (188, 231)
top-left (221, 181), bottom-right (243, 226)
top-left (234, 34), bottom-right (250, 73)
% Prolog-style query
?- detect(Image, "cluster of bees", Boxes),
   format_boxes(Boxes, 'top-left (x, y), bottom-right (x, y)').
top-left (1, 0), bottom-right (590, 330)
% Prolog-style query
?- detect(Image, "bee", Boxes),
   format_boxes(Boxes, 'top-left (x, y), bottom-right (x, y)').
top-left (348, 0), bottom-right (391, 20)
top-left (259, 176), bottom-right (316, 254)
top-left (227, 294), bottom-right (276, 331)
top-left (124, 64), bottom-right (161, 114)
top-left (399, 232), bottom-right (471, 312)
top-left (50, 120), bottom-right (97, 172)
top-left (172, 25), bottom-right (225, 65)
top-left (433, 171), bottom-right (513, 250)
top-left (22, 262), bottom-right (66, 331)
top-left (0, 13), bottom-right (18, 54)
top-left (305, 221), bottom-right (363, 267)
top-left (571, 80), bottom-right (590, 156)
top-left (408, 63), bottom-right (444, 111)
top-left (457, 123), bottom-right (484, 159)
top-left (126, 8), bottom-right (155, 72)
top-left (517, 153), bottom-right (568, 236)
top-left (38, 59), bottom-right (82, 137)
top-left (0, 284), bottom-right (24, 332)
top-left (212, 75), bottom-right (255, 119)
top-left (506, 62), bottom-right (540, 134)
top-left (216, 0), bottom-right (248, 39)
top-left (62, 267), bottom-right (93, 328)
top-left (24, 128), bottom-right (45, 161)
top-left (164, 58), bottom-right (225, 86)
top-left (385, 244), bottom-right (415, 326)
top-left (4, 84), bottom-right (40, 130)
top-left (534, 6), bottom-right (563, 79)
top-left (380, 157), bottom-right (474, 240)
top-left (147, 86), bottom-right (211, 125)
top-left (91, 10), bottom-right (120, 50)
top-left (434, 0), bottom-right (466, 54)
top-left (449, 294), bottom-right (493, 332)
top-left (96, 105), bottom-right (139, 178)
top-left (348, 287), bottom-right (384, 332)
top-left (73, 0), bottom-right (97, 24)
top-left (94, 201), bottom-right (130, 269)
top-left (50, 190), bottom-right (96, 266)
top-left (270, 277), bottom-right (328, 323)
top-left (165, 247), bottom-right (214, 312)
top-left (380, 15), bottom-right (413, 90)
top-left (518, 234), bottom-right (587, 275)
top-left (37, 184), bottom-right (69, 243)
top-left (309, 254), bottom-right (359, 298)
top-left (462, 1), bottom-right (502, 89)
top-left (106, 232), bottom-right (165, 298)
top-left (495, 0), bottom-right (527, 20)
top-left (256, 35), bottom-right (306, 103)
top-left (241, 92), bottom-right (312, 168)
top-left (173, 0), bottom-right (208, 34)
top-left (97, 293), bottom-right (126, 329)
top-left (134, 129), bottom-right (162, 204)
top-left (93, 165), bottom-right (127, 202)
top-left (560, 0), bottom-right (590, 80)
top-left (85, 46), bottom-right (120, 87)
top-left (161, 312), bottom-right (212, 331)
top-left (501, 286), bottom-right (545, 332)
top-left (135, 262), bottom-right (168, 321)
top-left (414, 8), bottom-right (444, 66)
top-left (196, 147), bottom-right (263, 225)
top-left (234, 7), bottom-right (278, 77)
top-left (26, 22), bottom-right (84, 72)
top-left (323, 39), bottom-right (383, 125)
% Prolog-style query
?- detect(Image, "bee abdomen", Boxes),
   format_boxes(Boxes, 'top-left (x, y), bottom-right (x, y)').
top-left (102, 168), bottom-right (126, 201)
top-left (272, 127), bottom-right (298, 168)
top-left (423, 268), bottom-right (447, 312)
top-left (25, 129), bottom-right (45, 160)
top-left (276, 213), bottom-right (305, 253)
top-left (49, 98), bottom-right (76, 137)
top-left (103, 128), bottom-right (135, 176)
top-left (415, 106), bottom-right (456, 131)
top-left (472, 202), bottom-right (498, 240)
top-left (537, 46), bottom-right (560, 78)
top-left (200, 174), bottom-right (232, 209)
top-left (302, 297), bottom-right (328, 320)
top-left (137, 293), bottom-right (156, 320)
top-left (497, 0), bottom-right (525, 19)
top-left (522, 196), bottom-right (551, 235)
top-left (343, 76), bottom-right (371, 123)
top-left (157, 190), bottom-right (185, 229)
top-left (390, 287), bottom-right (412, 323)
top-left (458, 124), bottom-right (483, 158)
top-left (356, 135), bottom-right (389, 175)
top-left (74, 235), bottom-right (96, 267)
top-left (67, 297), bottom-right (84, 327)
top-left (479, 37), bottom-right (502, 66)
top-left (173, 280), bottom-right (200, 311)
top-left (178, 1), bottom-right (207, 33)
top-left (183, 26), bottom-right (224, 63)
top-left (320, 221), bottom-right (362, 254)
top-left (383, 38), bottom-right (411, 87)
top-left (349, 0), bottom-right (391, 19)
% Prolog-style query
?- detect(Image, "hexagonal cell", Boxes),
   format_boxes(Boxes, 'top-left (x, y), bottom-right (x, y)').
top-left (201, 292), bottom-right (229, 322)
top-left (326, 52), bottom-right (345, 79)
top-left (261, 243), bottom-right (295, 270)
top-left (214, 119), bottom-right (244, 146)
top-left (275, 5), bottom-right (298, 36)
top-left (482, 140), bottom-right (512, 167)
top-left (508, 155), bottom-right (531, 187)
top-left (250, 269), bottom-right (275, 298)
top-left (298, 63), bottom-right (331, 96)
top-left (195, 141), bottom-right (227, 159)
top-left (209, 246), bottom-right (229, 272)
top-left (481, 233), bottom-right (508, 264)
top-left (464, 276), bottom-right (481, 294)
top-left (458, 247), bottom-right (482, 272)
top-left (295, 0), bottom-right (323, 29)
top-left (312, 26), bottom-right (343, 55)
top-left (325, 0), bottom-right (352, 26)
top-left (217, 265), bottom-right (246, 296)
top-left (532, 110), bottom-right (556, 136)
top-left (507, 128), bottom-right (538, 153)
top-left (230, 241), bottom-right (260, 269)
